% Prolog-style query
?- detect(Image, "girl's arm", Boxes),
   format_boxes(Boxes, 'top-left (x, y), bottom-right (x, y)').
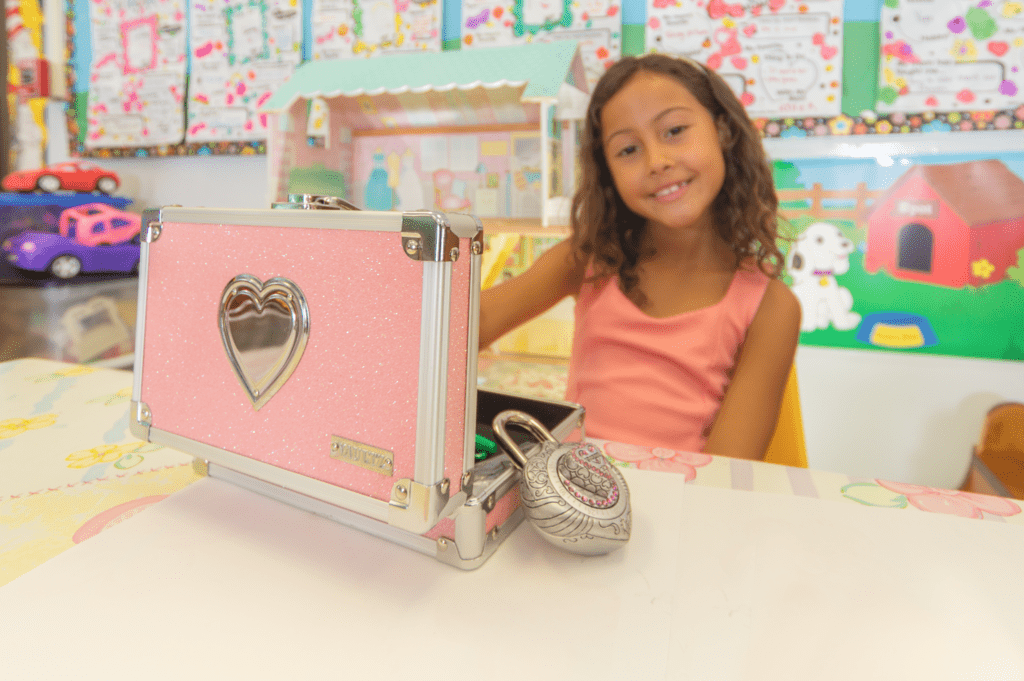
top-left (703, 279), bottom-right (802, 461)
top-left (478, 239), bottom-right (584, 350)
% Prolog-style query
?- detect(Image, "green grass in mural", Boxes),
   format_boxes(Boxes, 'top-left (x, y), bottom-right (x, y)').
top-left (288, 164), bottom-right (347, 199)
top-left (781, 213), bottom-right (1024, 361)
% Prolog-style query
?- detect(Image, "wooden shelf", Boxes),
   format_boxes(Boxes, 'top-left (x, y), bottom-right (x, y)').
top-left (479, 217), bottom-right (570, 236)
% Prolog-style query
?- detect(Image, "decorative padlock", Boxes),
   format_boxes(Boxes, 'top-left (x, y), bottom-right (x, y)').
top-left (492, 410), bottom-right (631, 555)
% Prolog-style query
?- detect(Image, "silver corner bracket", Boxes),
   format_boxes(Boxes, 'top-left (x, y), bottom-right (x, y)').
top-left (129, 400), bottom-right (152, 441)
top-left (435, 507), bottom-right (525, 570)
top-left (401, 211), bottom-right (460, 262)
top-left (141, 208), bottom-right (163, 243)
top-left (388, 477), bottom-right (451, 534)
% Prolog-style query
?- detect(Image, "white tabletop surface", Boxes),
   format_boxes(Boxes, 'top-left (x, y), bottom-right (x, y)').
top-left (2, 467), bottom-right (1022, 679)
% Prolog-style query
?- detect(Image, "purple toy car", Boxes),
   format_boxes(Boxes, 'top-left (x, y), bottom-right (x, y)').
top-left (2, 230), bottom-right (140, 279)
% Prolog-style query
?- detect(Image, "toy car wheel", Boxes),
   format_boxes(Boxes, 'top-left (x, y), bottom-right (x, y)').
top-left (96, 176), bottom-right (118, 194)
top-left (37, 174), bottom-right (61, 193)
top-left (49, 254), bottom-right (82, 279)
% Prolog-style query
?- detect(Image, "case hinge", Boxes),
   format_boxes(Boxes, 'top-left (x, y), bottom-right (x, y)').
top-left (401, 211), bottom-right (460, 262)
top-left (387, 477), bottom-right (451, 534)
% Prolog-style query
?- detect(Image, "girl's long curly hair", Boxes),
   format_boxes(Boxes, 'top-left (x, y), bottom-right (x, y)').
top-left (570, 53), bottom-right (786, 294)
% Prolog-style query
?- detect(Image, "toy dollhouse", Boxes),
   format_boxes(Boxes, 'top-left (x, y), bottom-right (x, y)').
top-left (261, 41), bottom-right (590, 228)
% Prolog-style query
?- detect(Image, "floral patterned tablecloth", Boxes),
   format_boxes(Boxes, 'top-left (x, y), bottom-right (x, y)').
top-left (3, 356), bottom-right (1020, 586)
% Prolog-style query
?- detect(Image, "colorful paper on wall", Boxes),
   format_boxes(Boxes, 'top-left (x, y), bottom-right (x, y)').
top-left (86, 0), bottom-right (188, 148)
top-left (646, 0), bottom-right (845, 118)
top-left (877, 0), bottom-right (1024, 113)
top-left (311, 0), bottom-right (441, 59)
top-left (186, 0), bottom-right (303, 142)
top-left (460, 0), bottom-right (621, 89)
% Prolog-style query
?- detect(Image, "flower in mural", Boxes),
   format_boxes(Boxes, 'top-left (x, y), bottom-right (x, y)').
top-left (828, 114), bottom-right (853, 135)
top-left (972, 258), bottom-right (996, 279)
top-left (875, 120), bottom-right (893, 134)
top-left (0, 414), bottom-right (58, 440)
top-left (842, 480), bottom-right (1021, 519)
top-left (65, 442), bottom-right (148, 469)
top-left (604, 442), bottom-right (712, 480)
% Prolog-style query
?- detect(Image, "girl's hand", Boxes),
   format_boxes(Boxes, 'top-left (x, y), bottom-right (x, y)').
top-left (703, 279), bottom-right (802, 461)
top-left (478, 239), bottom-right (585, 350)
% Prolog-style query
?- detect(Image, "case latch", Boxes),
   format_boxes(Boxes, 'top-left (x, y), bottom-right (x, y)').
top-left (401, 211), bottom-right (461, 262)
top-left (272, 194), bottom-right (361, 211)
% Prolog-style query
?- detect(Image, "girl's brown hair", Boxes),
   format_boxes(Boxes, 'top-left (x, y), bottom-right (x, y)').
top-left (570, 53), bottom-right (786, 293)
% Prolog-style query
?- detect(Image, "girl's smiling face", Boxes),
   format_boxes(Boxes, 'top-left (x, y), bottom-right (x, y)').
top-left (600, 70), bottom-right (726, 239)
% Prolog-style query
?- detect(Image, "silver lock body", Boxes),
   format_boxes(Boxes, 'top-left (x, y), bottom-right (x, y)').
top-left (493, 410), bottom-right (631, 555)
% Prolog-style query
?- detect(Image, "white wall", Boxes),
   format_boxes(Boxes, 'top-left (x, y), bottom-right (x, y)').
top-left (798, 346), bottom-right (1024, 490)
top-left (96, 155), bottom-right (269, 211)
top-left (46, 113), bottom-right (269, 210)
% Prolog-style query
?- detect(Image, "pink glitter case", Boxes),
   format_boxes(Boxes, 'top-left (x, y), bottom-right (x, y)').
top-left (129, 202), bottom-right (582, 569)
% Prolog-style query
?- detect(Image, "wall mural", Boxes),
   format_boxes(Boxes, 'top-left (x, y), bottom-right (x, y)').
top-left (777, 153), bottom-right (1024, 361)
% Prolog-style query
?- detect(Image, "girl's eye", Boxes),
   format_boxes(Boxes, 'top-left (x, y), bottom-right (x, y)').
top-left (616, 144), bottom-right (638, 157)
top-left (665, 125), bottom-right (685, 138)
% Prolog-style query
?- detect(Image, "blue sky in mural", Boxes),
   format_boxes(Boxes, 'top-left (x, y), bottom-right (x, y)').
top-left (790, 153), bottom-right (1024, 191)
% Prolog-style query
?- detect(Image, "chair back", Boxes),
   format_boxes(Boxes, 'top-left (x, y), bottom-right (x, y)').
top-left (763, 365), bottom-right (808, 468)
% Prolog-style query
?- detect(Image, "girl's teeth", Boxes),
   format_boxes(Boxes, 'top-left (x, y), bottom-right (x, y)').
top-left (656, 183), bottom-right (681, 197)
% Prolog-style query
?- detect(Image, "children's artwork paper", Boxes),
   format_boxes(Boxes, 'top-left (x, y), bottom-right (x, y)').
top-left (646, 0), bottom-right (845, 118)
top-left (310, 0), bottom-right (441, 60)
top-left (460, 0), bottom-right (621, 89)
top-left (86, 0), bottom-right (187, 148)
top-left (186, 0), bottom-right (303, 142)
top-left (878, 0), bottom-right (1024, 113)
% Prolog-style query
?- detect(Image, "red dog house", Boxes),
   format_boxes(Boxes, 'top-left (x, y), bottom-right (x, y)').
top-left (864, 159), bottom-right (1024, 288)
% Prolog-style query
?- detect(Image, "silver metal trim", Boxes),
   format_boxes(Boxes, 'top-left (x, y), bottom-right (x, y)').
top-left (218, 274), bottom-right (310, 411)
top-left (414, 260), bottom-right (452, 487)
top-left (463, 223), bottom-right (483, 473)
top-left (132, 209), bottom-right (159, 403)
top-left (209, 463), bottom-right (436, 556)
top-left (146, 426), bottom-right (391, 522)
top-left (400, 211), bottom-right (460, 262)
top-left (387, 477), bottom-right (451, 534)
top-left (153, 206), bottom-right (404, 232)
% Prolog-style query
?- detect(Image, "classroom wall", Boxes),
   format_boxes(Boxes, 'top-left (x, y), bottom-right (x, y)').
top-left (72, 141), bottom-right (1023, 490)
top-left (46, 0), bottom-right (1024, 490)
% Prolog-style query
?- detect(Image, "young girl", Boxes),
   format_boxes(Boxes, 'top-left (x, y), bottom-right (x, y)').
top-left (479, 53), bottom-right (801, 461)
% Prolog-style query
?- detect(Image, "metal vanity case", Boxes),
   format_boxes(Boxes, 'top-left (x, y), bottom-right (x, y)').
top-left (129, 196), bottom-right (582, 569)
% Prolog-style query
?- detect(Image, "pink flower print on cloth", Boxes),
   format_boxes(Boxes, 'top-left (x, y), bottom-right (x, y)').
top-left (604, 442), bottom-right (712, 480)
top-left (877, 480), bottom-right (1021, 520)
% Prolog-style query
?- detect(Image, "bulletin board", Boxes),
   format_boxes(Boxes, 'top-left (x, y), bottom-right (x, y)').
top-left (65, 0), bottom-right (1024, 157)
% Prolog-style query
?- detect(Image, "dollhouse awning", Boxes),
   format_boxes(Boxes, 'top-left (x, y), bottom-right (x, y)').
top-left (261, 41), bottom-right (589, 130)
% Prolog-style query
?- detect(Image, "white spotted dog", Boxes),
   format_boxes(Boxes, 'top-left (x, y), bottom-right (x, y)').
top-left (786, 221), bottom-right (862, 332)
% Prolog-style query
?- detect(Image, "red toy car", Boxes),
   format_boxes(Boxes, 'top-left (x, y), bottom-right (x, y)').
top-left (2, 161), bottom-right (120, 194)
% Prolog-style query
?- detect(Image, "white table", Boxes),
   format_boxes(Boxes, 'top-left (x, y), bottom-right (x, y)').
top-left (2, 467), bottom-right (1022, 679)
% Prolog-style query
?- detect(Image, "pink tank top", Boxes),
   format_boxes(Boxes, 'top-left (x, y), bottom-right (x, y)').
top-left (565, 266), bottom-right (770, 452)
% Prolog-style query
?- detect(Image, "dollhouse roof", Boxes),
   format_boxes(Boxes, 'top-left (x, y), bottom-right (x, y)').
top-left (871, 159), bottom-right (1024, 226)
top-left (261, 41), bottom-right (589, 127)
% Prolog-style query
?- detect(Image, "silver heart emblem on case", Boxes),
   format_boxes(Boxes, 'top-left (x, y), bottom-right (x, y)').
top-left (219, 274), bottom-right (310, 410)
